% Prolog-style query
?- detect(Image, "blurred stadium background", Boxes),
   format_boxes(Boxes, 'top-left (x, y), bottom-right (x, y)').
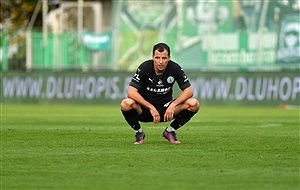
top-left (1, 0), bottom-right (299, 106)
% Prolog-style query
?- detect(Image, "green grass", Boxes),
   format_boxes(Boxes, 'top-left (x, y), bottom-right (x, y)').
top-left (1, 104), bottom-right (299, 189)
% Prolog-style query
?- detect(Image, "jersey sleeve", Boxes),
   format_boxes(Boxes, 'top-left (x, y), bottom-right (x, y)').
top-left (173, 62), bottom-right (191, 91)
top-left (129, 61), bottom-right (148, 90)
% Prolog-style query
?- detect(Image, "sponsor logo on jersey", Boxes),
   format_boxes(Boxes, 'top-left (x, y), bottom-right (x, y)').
top-left (148, 78), bottom-right (154, 83)
top-left (146, 87), bottom-right (171, 94)
top-left (158, 79), bottom-right (163, 85)
top-left (133, 73), bottom-right (140, 82)
top-left (156, 79), bottom-right (164, 87)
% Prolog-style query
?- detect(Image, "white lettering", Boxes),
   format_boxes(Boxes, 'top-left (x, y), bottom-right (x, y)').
top-left (279, 77), bottom-right (292, 101)
top-left (247, 77), bottom-right (255, 100)
top-left (2, 75), bottom-right (299, 104)
top-left (235, 77), bottom-right (247, 100)
top-left (96, 77), bottom-right (106, 98)
top-left (267, 77), bottom-right (279, 100)
top-left (85, 77), bottom-right (96, 99)
top-left (74, 77), bottom-right (85, 98)
top-left (110, 77), bottom-right (120, 99)
top-left (292, 77), bottom-right (300, 100)
top-left (56, 77), bottom-right (64, 99)
top-left (64, 77), bottom-right (73, 99)
top-left (255, 77), bottom-right (268, 101)
top-left (46, 76), bottom-right (56, 98)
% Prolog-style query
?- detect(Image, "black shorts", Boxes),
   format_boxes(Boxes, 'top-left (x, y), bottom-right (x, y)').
top-left (138, 100), bottom-right (173, 122)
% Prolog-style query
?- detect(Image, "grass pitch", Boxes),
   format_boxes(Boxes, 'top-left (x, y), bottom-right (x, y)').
top-left (1, 104), bottom-right (299, 189)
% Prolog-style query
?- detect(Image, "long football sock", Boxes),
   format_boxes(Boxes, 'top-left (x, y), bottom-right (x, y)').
top-left (121, 109), bottom-right (141, 130)
top-left (170, 110), bottom-right (197, 130)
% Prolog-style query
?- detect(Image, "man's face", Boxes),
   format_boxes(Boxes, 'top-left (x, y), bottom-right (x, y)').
top-left (152, 49), bottom-right (170, 75)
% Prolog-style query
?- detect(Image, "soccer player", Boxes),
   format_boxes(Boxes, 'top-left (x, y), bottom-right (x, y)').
top-left (120, 43), bottom-right (200, 144)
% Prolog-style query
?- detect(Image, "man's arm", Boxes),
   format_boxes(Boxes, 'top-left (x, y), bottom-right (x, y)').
top-left (127, 86), bottom-right (161, 124)
top-left (164, 86), bottom-right (194, 121)
top-left (172, 86), bottom-right (193, 107)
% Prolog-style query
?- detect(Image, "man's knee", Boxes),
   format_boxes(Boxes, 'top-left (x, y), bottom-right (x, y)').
top-left (188, 98), bottom-right (200, 112)
top-left (120, 98), bottom-right (135, 111)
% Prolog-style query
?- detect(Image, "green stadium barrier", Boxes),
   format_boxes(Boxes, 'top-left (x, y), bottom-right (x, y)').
top-left (1, 35), bottom-right (8, 71)
top-left (1, 71), bottom-right (299, 106)
top-left (30, 32), bottom-right (112, 70)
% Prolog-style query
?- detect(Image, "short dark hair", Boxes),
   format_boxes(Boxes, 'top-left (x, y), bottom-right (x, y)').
top-left (152, 43), bottom-right (170, 56)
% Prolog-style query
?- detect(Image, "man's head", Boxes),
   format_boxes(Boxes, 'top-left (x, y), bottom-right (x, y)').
top-left (152, 43), bottom-right (171, 56)
top-left (152, 43), bottom-right (171, 75)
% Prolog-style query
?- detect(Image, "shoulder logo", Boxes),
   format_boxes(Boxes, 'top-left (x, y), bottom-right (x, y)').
top-left (182, 73), bottom-right (189, 82)
top-left (133, 73), bottom-right (140, 82)
top-left (167, 76), bottom-right (174, 83)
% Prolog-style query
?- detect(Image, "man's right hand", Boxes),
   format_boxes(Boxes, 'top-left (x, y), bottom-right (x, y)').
top-left (150, 108), bottom-right (160, 124)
